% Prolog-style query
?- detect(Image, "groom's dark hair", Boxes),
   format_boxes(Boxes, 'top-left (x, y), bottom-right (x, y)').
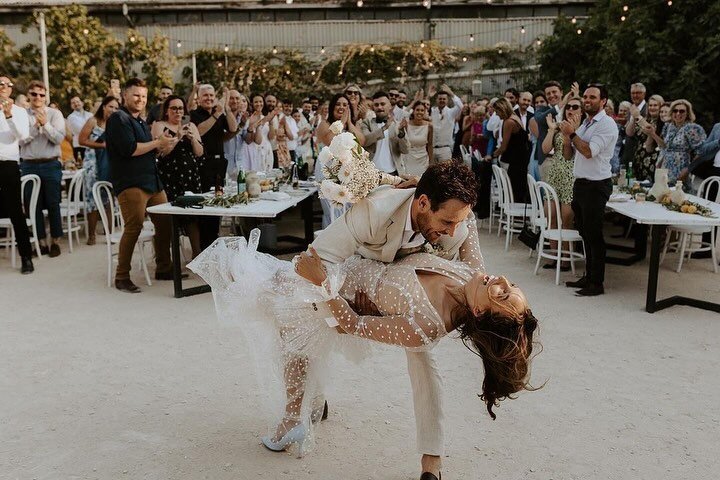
top-left (415, 161), bottom-right (478, 210)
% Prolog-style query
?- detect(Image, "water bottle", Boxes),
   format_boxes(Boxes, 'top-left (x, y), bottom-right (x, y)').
top-left (626, 161), bottom-right (634, 185)
top-left (291, 162), bottom-right (300, 189)
top-left (237, 168), bottom-right (246, 194)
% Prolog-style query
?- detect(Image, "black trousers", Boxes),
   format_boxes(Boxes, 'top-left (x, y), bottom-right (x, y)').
top-left (472, 158), bottom-right (493, 219)
top-left (0, 160), bottom-right (33, 258)
top-left (571, 178), bottom-right (612, 285)
top-left (199, 154), bottom-right (228, 250)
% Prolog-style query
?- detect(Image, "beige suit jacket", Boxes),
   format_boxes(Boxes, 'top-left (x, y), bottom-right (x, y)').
top-left (312, 185), bottom-right (485, 270)
top-left (360, 118), bottom-right (403, 174)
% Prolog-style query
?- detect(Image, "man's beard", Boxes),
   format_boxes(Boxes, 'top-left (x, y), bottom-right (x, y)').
top-left (397, 101), bottom-right (404, 108)
top-left (375, 113), bottom-right (387, 123)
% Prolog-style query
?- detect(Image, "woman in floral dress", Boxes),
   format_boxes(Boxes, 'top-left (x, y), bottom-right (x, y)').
top-left (625, 94), bottom-right (664, 182)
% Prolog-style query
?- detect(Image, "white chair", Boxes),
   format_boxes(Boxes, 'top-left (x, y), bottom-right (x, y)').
top-left (0, 174), bottom-right (42, 267)
top-left (661, 176), bottom-right (720, 273)
top-left (459, 145), bottom-right (472, 169)
top-left (492, 164), bottom-right (531, 251)
top-left (93, 181), bottom-right (154, 287)
top-left (524, 174), bottom-right (544, 257)
top-left (533, 181), bottom-right (586, 285)
top-left (60, 168), bottom-right (84, 253)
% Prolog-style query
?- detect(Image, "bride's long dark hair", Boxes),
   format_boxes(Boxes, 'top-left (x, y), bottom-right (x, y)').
top-left (451, 305), bottom-right (540, 420)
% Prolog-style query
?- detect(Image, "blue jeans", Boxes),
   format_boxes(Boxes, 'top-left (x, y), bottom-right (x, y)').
top-left (21, 160), bottom-right (63, 240)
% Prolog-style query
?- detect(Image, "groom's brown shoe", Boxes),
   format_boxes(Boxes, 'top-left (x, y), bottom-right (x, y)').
top-left (420, 473), bottom-right (441, 480)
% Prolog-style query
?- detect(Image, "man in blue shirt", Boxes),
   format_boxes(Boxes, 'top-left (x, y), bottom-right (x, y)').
top-left (106, 78), bottom-right (177, 293)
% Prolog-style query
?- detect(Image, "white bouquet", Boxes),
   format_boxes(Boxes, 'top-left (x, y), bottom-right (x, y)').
top-left (318, 121), bottom-right (403, 205)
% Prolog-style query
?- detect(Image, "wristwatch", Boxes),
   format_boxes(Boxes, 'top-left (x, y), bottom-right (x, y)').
top-left (569, 132), bottom-right (577, 140)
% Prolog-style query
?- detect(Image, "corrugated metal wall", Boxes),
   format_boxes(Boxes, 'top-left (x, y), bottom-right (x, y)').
top-left (2, 17), bottom-right (556, 54)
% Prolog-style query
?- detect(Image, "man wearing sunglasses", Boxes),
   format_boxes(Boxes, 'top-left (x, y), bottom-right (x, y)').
top-left (0, 75), bottom-right (34, 273)
top-left (18, 80), bottom-right (67, 258)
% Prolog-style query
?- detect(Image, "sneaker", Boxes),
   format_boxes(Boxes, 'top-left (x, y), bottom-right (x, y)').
top-left (49, 243), bottom-right (61, 257)
top-left (21, 256), bottom-right (34, 274)
top-left (115, 278), bottom-right (141, 293)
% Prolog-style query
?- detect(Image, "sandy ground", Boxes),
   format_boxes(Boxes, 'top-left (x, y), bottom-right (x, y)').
top-left (2, 212), bottom-right (720, 480)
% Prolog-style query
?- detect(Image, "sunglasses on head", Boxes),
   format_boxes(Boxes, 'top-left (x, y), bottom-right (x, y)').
top-left (0, 81), bottom-right (13, 88)
top-left (29, 91), bottom-right (46, 98)
top-left (566, 104), bottom-right (581, 110)
top-left (672, 108), bottom-right (687, 114)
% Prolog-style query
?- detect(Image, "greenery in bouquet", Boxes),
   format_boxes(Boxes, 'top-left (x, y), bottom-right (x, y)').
top-left (317, 121), bottom-right (402, 206)
top-left (202, 191), bottom-right (251, 208)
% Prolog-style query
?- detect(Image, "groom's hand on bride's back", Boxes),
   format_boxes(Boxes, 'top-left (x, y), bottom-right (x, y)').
top-left (394, 176), bottom-right (419, 189)
top-left (348, 290), bottom-right (381, 316)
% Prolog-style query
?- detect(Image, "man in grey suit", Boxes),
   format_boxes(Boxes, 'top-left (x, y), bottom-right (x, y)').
top-left (312, 161), bottom-right (484, 480)
top-left (533, 80), bottom-right (565, 180)
top-left (360, 91), bottom-right (402, 175)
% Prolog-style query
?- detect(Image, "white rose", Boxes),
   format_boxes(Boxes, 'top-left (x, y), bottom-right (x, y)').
top-left (334, 132), bottom-right (357, 151)
top-left (329, 121), bottom-right (344, 135)
top-left (317, 146), bottom-right (334, 167)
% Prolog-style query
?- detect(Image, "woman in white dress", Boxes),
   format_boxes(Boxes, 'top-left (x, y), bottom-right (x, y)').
top-left (188, 232), bottom-right (539, 458)
top-left (247, 94), bottom-right (275, 172)
top-left (394, 100), bottom-right (434, 177)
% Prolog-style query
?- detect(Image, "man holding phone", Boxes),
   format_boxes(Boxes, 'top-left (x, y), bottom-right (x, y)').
top-left (190, 84), bottom-right (238, 248)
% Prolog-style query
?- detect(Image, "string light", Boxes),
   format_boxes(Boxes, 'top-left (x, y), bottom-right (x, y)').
top-left (357, 0), bottom-right (363, 6)
top-left (224, 44), bottom-right (229, 52)
top-left (428, 62), bottom-right (434, 67)
top-left (311, 70), bottom-right (316, 76)
top-left (667, 0), bottom-right (672, 5)
top-left (83, 28), bottom-right (89, 35)
top-left (176, 40), bottom-right (182, 48)
top-left (320, 46), bottom-right (325, 54)
top-left (571, 16), bottom-right (577, 24)
top-left (370, 45), bottom-right (375, 52)
top-left (272, 46), bottom-right (278, 54)
top-left (498, 48), bottom-right (503, 54)
top-left (577, 28), bottom-right (582, 34)
top-left (367, 68), bottom-right (372, 73)
top-left (462, 56), bottom-right (468, 62)
top-left (262, 68), bottom-right (267, 73)
top-left (396, 66), bottom-right (401, 71)
top-left (469, 34), bottom-right (475, 42)
top-left (621, 15), bottom-right (626, 21)
top-left (217, 61), bottom-right (223, 68)
top-left (422, 0), bottom-right (430, 8)
top-left (129, 35), bottom-right (136, 42)
top-left (420, 41), bottom-right (426, 48)
top-left (286, 0), bottom-right (293, 3)
top-left (520, 25), bottom-right (526, 34)
top-left (338, 70), bottom-right (343, 76)
top-left (623, 5), bottom-right (629, 11)
top-left (239, 66), bottom-right (244, 71)
top-left (286, 69), bottom-right (291, 75)
top-left (536, 38), bottom-right (542, 46)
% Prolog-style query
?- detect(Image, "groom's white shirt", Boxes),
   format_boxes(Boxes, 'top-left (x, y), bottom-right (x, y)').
top-left (402, 207), bottom-right (426, 249)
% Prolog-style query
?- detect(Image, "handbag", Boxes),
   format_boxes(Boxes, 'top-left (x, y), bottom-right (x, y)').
top-left (518, 197), bottom-right (540, 250)
top-left (171, 195), bottom-right (205, 209)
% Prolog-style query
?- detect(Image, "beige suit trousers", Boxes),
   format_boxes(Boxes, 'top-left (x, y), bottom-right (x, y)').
top-left (406, 349), bottom-right (445, 456)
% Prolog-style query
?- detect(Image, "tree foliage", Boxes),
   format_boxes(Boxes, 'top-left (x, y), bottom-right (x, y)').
top-left (538, 0), bottom-right (720, 127)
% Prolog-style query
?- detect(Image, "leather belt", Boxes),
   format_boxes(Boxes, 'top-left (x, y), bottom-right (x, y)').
top-left (21, 157), bottom-right (59, 164)
top-left (434, 145), bottom-right (450, 148)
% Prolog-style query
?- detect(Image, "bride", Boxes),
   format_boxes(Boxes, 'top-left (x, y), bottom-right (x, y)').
top-left (188, 230), bottom-right (539, 457)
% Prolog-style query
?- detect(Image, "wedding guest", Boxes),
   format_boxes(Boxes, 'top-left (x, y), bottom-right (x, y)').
top-left (604, 99), bottom-right (615, 118)
top-left (190, 84), bottom-right (238, 249)
top-left (533, 81), bottom-right (566, 181)
top-left (224, 90), bottom-right (253, 177)
top-left (264, 93), bottom-right (280, 166)
top-left (14, 93), bottom-right (29, 109)
top-left (247, 94), bottom-right (274, 172)
top-left (394, 89), bottom-right (409, 120)
top-left (19, 80), bottom-right (66, 258)
top-left (360, 91), bottom-right (401, 175)
top-left (630, 83), bottom-right (648, 116)
top-left (283, 100), bottom-right (299, 164)
top-left (314, 93), bottom-right (365, 227)
top-left (344, 84), bottom-right (370, 123)
top-left (0, 74), bottom-right (34, 273)
top-left (542, 97), bottom-right (584, 271)
top-left (66, 95), bottom-right (93, 161)
top-left (659, 102), bottom-right (672, 124)
top-left (527, 91), bottom-right (547, 180)
top-left (146, 85), bottom-right (173, 126)
top-left (268, 100), bottom-right (294, 168)
top-left (429, 83), bottom-right (463, 162)
top-left (561, 84), bottom-right (618, 297)
top-left (613, 101), bottom-right (632, 173)
top-left (152, 95), bottom-right (203, 258)
top-left (105, 78), bottom-right (177, 293)
top-left (78, 95), bottom-right (118, 245)
top-left (469, 105), bottom-right (487, 158)
top-left (504, 87), bottom-right (519, 108)
top-left (625, 94), bottom-right (664, 181)
top-left (394, 100), bottom-right (433, 177)
top-left (646, 99), bottom-right (706, 186)
top-left (484, 98), bottom-right (529, 202)
top-left (622, 83), bottom-right (648, 168)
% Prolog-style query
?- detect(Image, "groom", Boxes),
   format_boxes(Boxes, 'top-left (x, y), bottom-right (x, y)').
top-left (312, 161), bottom-right (484, 480)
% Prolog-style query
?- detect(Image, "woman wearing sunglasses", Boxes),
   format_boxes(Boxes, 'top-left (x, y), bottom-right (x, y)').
top-left (645, 99), bottom-right (706, 186)
top-left (540, 96), bottom-right (585, 271)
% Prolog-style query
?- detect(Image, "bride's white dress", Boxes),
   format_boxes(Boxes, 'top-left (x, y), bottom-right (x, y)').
top-left (187, 229), bottom-right (474, 455)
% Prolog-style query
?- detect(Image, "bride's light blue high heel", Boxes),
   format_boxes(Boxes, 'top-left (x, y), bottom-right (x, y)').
top-left (261, 423), bottom-right (307, 453)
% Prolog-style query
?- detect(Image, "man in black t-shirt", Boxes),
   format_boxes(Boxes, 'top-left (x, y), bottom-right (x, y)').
top-left (190, 84), bottom-right (238, 248)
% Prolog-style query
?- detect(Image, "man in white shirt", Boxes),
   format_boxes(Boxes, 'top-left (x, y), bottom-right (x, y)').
top-left (429, 84), bottom-right (463, 162)
top-left (360, 91), bottom-right (401, 174)
top-left (66, 95), bottom-right (93, 161)
top-left (0, 75), bottom-right (34, 273)
top-left (283, 100), bottom-right (299, 163)
top-left (560, 84), bottom-right (619, 296)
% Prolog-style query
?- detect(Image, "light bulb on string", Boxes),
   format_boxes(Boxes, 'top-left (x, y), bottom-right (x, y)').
top-left (224, 44), bottom-right (229, 52)
top-left (462, 56), bottom-right (467, 62)
top-left (311, 70), bottom-right (316, 76)
top-left (370, 45), bottom-right (375, 53)
top-left (286, 0), bottom-right (293, 3)
top-left (428, 62), bottom-right (434, 67)
top-left (536, 39), bottom-right (542, 46)
top-left (667, 0), bottom-right (672, 5)
top-left (217, 62), bottom-right (223, 68)
top-left (396, 66), bottom-right (401, 71)
top-left (422, 0), bottom-right (430, 8)
top-left (129, 35), bottom-right (136, 43)
top-left (623, 5), bottom-right (628, 11)
top-left (498, 48), bottom-right (503, 54)
top-left (272, 46), bottom-right (278, 54)
top-left (571, 16), bottom-right (577, 24)
top-left (286, 70), bottom-right (291, 75)
top-left (83, 28), bottom-right (89, 35)
top-left (176, 40), bottom-right (182, 48)
top-left (577, 28), bottom-right (582, 35)
top-left (262, 68), bottom-right (267, 73)
top-left (338, 70), bottom-right (343, 76)
top-left (420, 41), bottom-right (426, 49)
top-left (621, 15), bottom-right (626, 21)
top-left (367, 68), bottom-right (372, 74)
top-left (469, 34), bottom-right (475, 42)
top-left (357, 0), bottom-right (363, 6)
top-left (320, 46), bottom-right (325, 54)
top-left (520, 25), bottom-right (526, 34)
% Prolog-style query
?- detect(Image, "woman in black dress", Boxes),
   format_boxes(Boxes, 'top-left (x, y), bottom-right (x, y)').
top-left (151, 95), bottom-right (204, 257)
top-left (484, 97), bottom-right (529, 202)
